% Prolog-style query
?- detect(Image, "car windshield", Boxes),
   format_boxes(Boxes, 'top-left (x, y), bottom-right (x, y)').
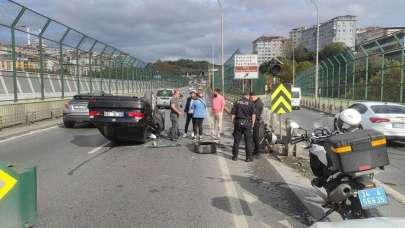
top-left (292, 92), bottom-right (300, 98)
top-left (157, 90), bottom-right (172, 97)
top-left (371, 105), bottom-right (405, 114)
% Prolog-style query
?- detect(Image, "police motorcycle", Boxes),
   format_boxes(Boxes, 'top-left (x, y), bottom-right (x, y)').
top-left (289, 109), bottom-right (390, 220)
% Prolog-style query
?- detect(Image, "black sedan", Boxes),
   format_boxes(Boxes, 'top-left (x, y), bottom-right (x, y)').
top-left (88, 93), bottom-right (164, 144)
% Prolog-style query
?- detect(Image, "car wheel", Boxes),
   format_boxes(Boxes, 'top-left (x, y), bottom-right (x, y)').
top-left (64, 121), bottom-right (75, 128)
top-left (144, 91), bottom-right (156, 111)
top-left (153, 110), bottom-right (165, 134)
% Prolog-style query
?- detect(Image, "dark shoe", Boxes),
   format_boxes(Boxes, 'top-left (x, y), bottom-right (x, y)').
top-left (245, 157), bottom-right (253, 162)
top-left (232, 156), bottom-right (238, 161)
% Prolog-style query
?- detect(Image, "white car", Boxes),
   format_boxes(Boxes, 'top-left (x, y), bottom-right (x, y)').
top-left (335, 101), bottom-right (405, 141)
top-left (156, 89), bottom-right (174, 109)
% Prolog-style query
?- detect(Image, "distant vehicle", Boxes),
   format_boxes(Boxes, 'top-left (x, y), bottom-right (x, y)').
top-left (88, 92), bottom-right (164, 144)
top-left (291, 87), bottom-right (301, 110)
top-left (156, 89), bottom-right (174, 109)
top-left (63, 92), bottom-right (110, 128)
top-left (334, 101), bottom-right (405, 141)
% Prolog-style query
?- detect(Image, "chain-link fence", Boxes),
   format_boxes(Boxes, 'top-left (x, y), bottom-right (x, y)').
top-left (0, 0), bottom-right (186, 102)
top-left (212, 49), bottom-right (266, 96)
top-left (296, 31), bottom-right (405, 103)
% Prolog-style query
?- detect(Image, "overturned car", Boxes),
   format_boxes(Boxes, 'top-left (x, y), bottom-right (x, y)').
top-left (88, 92), bottom-right (165, 144)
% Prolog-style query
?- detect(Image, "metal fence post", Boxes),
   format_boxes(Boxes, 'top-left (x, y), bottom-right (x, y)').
top-left (393, 34), bottom-right (405, 103)
top-left (326, 58), bottom-right (334, 98)
top-left (38, 19), bottom-right (51, 100)
top-left (340, 53), bottom-right (348, 99)
top-left (347, 51), bottom-right (356, 100)
top-left (375, 41), bottom-right (385, 101)
top-left (75, 36), bottom-right (85, 95)
top-left (59, 28), bottom-right (70, 98)
top-left (360, 46), bottom-right (369, 100)
top-left (99, 45), bottom-right (107, 92)
top-left (321, 62), bottom-right (329, 97)
top-left (333, 56), bottom-right (341, 98)
top-left (88, 40), bottom-right (97, 94)
top-left (10, 7), bottom-right (26, 102)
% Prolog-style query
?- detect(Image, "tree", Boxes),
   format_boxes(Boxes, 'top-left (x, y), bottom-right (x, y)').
top-left (293, 43), bottom-right (315, 62)
top-left (319, 42), bottom-right (347, 61)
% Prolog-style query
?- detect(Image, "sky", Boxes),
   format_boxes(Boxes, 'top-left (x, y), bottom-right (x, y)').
top-left (12, 0), bottom-right (405, 62)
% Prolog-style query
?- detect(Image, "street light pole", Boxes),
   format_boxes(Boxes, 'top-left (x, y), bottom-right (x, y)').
top-left (310, 0), bottom-right (320, 99)
top-left (217, 0), bottom-right (225, 96)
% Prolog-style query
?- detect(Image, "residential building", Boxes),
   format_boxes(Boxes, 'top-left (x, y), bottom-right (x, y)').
top-left (289, 27), bottom-right (306, 48)
top-left (291, 15), bottom-right (357, 51)
top-left (356, 27), bottom-right (405, 45)
top-left (252, 36), bottom-right (288, 65)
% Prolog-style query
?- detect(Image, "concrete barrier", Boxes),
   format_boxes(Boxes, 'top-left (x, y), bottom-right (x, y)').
top-left (301, 96), bottom-right (355, 115)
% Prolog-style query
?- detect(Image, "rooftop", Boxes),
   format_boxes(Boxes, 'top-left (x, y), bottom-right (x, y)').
top-left (252, 36), bottom-right (287, 44)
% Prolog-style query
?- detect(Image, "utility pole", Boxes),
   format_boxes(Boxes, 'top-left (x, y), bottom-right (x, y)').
top-left (310, 0), bottom-right (320, 99)
top-left (217, 0), bottom-right (225, 97)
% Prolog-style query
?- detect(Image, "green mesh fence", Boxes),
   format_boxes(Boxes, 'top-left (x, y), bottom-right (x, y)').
top-left (0, 0), bottom-right (187, 102)
top-left (296, 31), bottom-right (405, 103)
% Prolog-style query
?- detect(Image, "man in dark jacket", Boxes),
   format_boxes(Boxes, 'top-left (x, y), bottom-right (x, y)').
top-left (250, 92), bottom-right (264, 157)
top-left (231, 92), bottom-right (256, 162)
top-left (183, 90), bottom-right (196, 138)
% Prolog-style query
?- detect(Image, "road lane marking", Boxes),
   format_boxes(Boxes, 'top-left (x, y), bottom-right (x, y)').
top-left (88, 142), bottom-right (110, 154)
top-left (374, 179), bottom-right (405, 205)
top-left (216, 149), bottom-right (250, 228)
top-left (0, 126), bottom-right (58, 144)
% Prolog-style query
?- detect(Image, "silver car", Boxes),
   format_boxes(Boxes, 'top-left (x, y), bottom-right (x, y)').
top-left (335, 101), bottom-right (405, 141)
top-left (63, 92), bottom-right (110, 128)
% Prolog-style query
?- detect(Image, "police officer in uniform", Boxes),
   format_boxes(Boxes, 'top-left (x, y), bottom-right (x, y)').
top-left (231, 92), bottom-right (256, 162)
top-left (250, 92), bottom-right (264, 158)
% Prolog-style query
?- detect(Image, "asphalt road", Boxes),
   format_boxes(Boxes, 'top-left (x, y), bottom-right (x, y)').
top-left (283, 108), bottom-right (405, 216)
top-left (0, 102), bottom-right (313, 227)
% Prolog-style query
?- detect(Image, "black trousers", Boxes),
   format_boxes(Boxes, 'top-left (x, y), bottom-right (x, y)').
top-left (253, 121), bottom-right (263, 154)
top-left (232, 120), bottom-right (253, 159)
top-left (184, 113), bottom-right (193, 133)
top-left (192, 118), bottom-right (204, 136)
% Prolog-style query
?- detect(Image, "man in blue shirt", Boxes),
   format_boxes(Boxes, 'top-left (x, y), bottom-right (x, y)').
top-left (191, 92), bottom-right (206, 140)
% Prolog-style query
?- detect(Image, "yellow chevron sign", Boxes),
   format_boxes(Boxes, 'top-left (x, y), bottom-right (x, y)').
top-left (0, 169), bottom-right (17, 200)
top-left (271, 83), bottom-right (292, 115)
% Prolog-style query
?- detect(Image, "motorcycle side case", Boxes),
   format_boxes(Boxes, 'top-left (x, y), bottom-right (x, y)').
top-left (326, 129), bottom-right (389, 173)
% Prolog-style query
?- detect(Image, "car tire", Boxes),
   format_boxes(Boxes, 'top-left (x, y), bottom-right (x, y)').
top-left (153, 110), bottom-right (165, 134)
top-left (144, 91), bottom-right (156, 112)
top-left (64, 121), bottom-right (75, 128)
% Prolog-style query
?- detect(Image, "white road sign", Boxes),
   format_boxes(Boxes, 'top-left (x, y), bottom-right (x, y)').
top-left (234, 54), bottom-right (258, 79)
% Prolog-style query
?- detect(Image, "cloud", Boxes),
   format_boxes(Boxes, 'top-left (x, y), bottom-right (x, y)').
top-left (14, 0), bottom-right (405, 62)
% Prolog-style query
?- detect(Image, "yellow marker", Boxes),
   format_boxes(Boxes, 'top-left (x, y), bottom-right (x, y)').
top-left (0, 169), bottom-right (17, 200)
top-left (371, 138), bottom-right (387, 147)
top-left (331, 145), bottom-right (352, 154)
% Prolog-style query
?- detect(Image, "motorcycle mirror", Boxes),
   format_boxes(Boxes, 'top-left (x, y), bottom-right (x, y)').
top-left (290, 121), bottom-right (300, 129)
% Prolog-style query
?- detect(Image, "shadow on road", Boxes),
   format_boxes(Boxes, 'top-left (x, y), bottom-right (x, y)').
top-left (70, 134), bottom-right (107, 147)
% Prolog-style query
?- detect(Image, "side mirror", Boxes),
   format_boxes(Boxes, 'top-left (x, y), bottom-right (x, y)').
top-left (290, 121), bottom-right (300, 129)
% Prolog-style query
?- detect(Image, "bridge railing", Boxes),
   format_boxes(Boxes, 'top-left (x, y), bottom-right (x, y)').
top-left (0, 0), bottom-right (186, 103)
top-left (296, 31), bottom-right (405, 103)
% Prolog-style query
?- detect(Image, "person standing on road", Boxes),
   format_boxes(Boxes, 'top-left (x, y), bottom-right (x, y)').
top-left (191, 92), bottom-right (207, 140)
top-left (231, 92), bottom-right (256, 162)
top-left (211, 88), bottom-right (225, 138)
top-left (183, 90), bottom-right (196, 138)
top-left (169, 89), bottom-right (182, 141)
top-left (249, 92), bottom-right (264, 158)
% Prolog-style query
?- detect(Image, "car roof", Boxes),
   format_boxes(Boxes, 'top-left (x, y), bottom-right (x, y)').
top-left (352, 101), bottom-right (405, 107)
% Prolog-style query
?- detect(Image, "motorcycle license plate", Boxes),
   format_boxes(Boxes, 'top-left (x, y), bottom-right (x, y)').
top-left (358, 187), bottom-right (388, 209)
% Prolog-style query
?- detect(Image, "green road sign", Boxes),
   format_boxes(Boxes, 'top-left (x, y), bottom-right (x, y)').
top-left (271, 83), bottom-right (292, 114)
